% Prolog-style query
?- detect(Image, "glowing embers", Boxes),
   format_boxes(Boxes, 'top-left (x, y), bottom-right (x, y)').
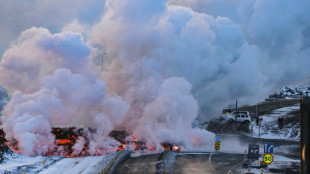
top-left (109, 131), bottom-right (147, 152)
top-left (50, 127), bottom-right (91, 157)
top-left (56, 139), bottom-right (74, 145)
top-left (108, 131), bottom-right (182, 152)
top-left (161, 143), bottom-right (182, 152)
top-left (172, 145), bottom-right (180, 151)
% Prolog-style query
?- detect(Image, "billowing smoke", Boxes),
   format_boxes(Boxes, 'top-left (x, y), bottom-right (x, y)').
top-left (167, 0), bottom-right (310, 115)
top-left (0, 28), bottom-right (128, 155)
top-left (0, 0), bottom-right (309, 155)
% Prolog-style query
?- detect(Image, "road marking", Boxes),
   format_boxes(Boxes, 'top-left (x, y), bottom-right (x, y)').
top-left (208, 152), bottom-right (216, 172)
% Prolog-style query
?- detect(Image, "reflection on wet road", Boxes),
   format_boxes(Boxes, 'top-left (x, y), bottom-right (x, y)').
top-left (173, 153), bottom-right (245, 174)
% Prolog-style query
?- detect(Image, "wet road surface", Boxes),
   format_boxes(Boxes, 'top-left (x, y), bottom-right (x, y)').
top-left (173, 152), bottom-right (245, 174)
top-left (113, 153), bottom-right (162, 174)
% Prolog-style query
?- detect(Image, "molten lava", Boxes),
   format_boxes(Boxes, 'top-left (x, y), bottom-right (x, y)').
top-left (172, 145), bottom-right (180, 151)
top-left (57, 139), bottom-right (74, 145)
top-left (0, 128), bottom-right (182, 157)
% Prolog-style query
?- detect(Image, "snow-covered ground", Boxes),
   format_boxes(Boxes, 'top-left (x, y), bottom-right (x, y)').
top-left (233, 154), bottom-right (300, 174)
top-left (247, 104), bottom-right (300, 140)
top-left (0, 150), bottom-right (130, 174)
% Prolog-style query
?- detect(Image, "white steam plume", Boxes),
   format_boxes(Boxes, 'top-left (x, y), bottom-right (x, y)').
top-left (1, 0), bottom-right (309, 155)
top-left (0, 28), bottom-right (128, 156)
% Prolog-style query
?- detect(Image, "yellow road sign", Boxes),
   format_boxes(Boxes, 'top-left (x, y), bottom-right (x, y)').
top-left (214, 141), bottom-right (220, 150)
top-left (263, 153), bottom-right (273, 164)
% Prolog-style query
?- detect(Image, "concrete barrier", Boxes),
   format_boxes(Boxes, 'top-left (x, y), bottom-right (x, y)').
top-left (103, 150), bottom-right (130, 174)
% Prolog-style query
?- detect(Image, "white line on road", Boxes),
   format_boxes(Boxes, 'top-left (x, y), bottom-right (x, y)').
top-left (208, 151), bottom-right (216, 172)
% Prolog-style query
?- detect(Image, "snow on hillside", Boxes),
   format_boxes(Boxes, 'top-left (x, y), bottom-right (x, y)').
top-left (267, 86), bottom-right (310, 100)
top-left (248, 104), bottom-right (300, 140)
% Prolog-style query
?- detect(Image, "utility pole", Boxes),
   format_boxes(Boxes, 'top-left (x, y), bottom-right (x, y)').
top-left (235, 99), bottom-right (238, 113)
top-left (256, 104), bottom-right (261, 139)
top-left (256, 104), bottom-right (258, 119)
top-left (235, 99), bottom-right (238, 122)
top-left (259, 122), bottom-right (261, 139)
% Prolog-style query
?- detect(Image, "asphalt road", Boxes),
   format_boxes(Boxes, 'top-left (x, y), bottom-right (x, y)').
top-left (238, 99), bottom-right (300, 115)
top-left (113, 153), bottom-right (162, 174)
top-left (113, 152), bottom-right (245, 174)
top-left (112, 134), bottom-right (299, 174)
top-left (173, 152), bottom-right (245, 174)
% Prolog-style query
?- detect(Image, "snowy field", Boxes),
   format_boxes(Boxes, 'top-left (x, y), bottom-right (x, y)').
top-left (248, 104), bottom-right (300, 140)
top-left (0, 150), bottom-right (130, 174)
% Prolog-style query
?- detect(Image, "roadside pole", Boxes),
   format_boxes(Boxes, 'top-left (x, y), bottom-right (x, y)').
top-left (256, 104), bottom-right (258, 118)
top-left (258, 120), bottom-right (261, 139)
top-left (256, 104), bottom-right (261, 139)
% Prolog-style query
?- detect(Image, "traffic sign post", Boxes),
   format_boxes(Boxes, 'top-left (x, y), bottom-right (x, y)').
top-left (214, 141), bottom-right (220, 150)
top-left (248, 144), bottom-right (259, 160)
top-left (264, 142), bottom-right (274, 154)
top-left (214, 136), bottom-right (221, 151)
top-left (263, 153), bottom-right (274, 164)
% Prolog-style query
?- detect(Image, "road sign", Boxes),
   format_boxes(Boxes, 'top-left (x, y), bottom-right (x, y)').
top-left (214, 141), bottom-right (220, 150)
top-left (274, 161), bottom-right (292, 165)
top-left (216, 136), bottom-right (221, 142)
top-left (264, 142), bottom-right (274, 154)
top-left (263, 153), bottom-right (273, 164)
top-left (248, 144), bottom-right (259, 160)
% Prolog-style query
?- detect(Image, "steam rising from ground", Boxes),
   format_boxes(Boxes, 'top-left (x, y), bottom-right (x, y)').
top-left (0, 0), bottom-right (309, 155)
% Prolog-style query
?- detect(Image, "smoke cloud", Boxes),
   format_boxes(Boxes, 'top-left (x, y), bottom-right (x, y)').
top-left (0, 0), bottom-right (309, 155)
top-left (0, 28), bottom-right (128, 155)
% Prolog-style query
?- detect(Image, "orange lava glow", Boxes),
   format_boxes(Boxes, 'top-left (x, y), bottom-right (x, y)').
top-left (132, 137), bottom-right (138, 142)
top-left (57, 139), bottom-right (74, 145)
top-left (4, 128), bottom-right (183, 158)
top-left (172, 145), bottom-right (180, 151)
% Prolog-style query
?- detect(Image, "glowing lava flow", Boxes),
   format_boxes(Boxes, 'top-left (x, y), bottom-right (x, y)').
top-left (0, 128), bottom-right (182, 157)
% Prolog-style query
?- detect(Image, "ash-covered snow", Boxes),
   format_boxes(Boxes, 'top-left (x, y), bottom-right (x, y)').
top-left (248, 104), bottom-right (300, 140)
top-left (0, 150), bottom-right (130, 174)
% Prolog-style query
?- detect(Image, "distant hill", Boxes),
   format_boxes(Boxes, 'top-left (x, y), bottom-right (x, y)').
top-left (267, 86), bottom-right (310, 101)
top-left (0, 86), bottom-right (8, 115)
